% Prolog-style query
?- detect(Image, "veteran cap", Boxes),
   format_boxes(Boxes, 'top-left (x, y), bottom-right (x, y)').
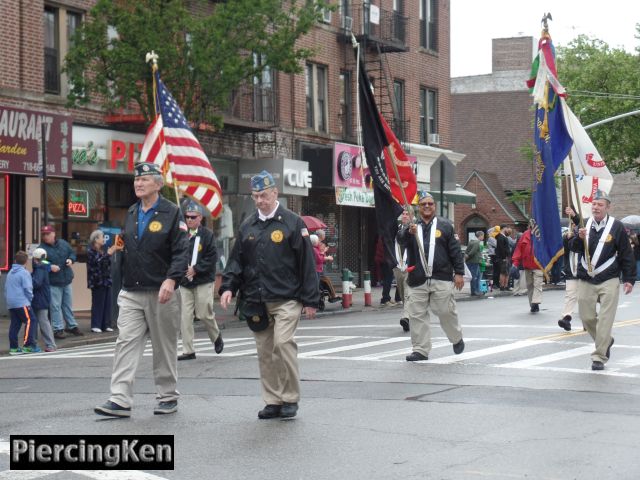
top-left (185, 202), bottom-right (203, 215)
top-left (134, 162), bottom-right (162, 177)
top-left (251, 170), bottom-right (276, 192)
top-left (593, 189), bottom-right (611, 203)
top-left (418, 190), bottom-right (435, 202)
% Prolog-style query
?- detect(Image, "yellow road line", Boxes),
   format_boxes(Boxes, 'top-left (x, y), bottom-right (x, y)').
top-left (528, 317), bottom-right (640, 342)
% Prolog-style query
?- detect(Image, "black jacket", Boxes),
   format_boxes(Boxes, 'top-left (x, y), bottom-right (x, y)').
top-left (180, 225), bottom-right (217, 287)
top-left (397, 216), bottom-right (465, 286)
top-left (121, 196), bottom-right (189, 291)
top-left (569, 216), bottom-right (636, 285)
top-left (219, 205), bottom-right (319, 307)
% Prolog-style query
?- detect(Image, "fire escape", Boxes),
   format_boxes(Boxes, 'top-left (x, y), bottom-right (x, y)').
top-left (344, 2), bottom-right (409, 146)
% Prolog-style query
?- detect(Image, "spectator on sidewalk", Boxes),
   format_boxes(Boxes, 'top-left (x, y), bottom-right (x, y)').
top-left (87, 230), bottom-right (117, 333)
top-left (511, 223), bottom-right (543, 313)
top-left (315, 229), bottom-right (340, 303)
top-left (5, 251), bottom-right (40, 355)
top-left (178, 202), bottom-right (223, 361)
top-left (39, 225), bottom-right (83, 339)
top-left (495, 225), bottom-right (511, 291)
top-left (465, 230), bottom-right (484, 297)
top-left (31, 248), bottom-right (58, 352)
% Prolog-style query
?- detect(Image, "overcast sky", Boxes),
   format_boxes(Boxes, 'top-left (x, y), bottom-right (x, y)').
top-left (450, 0), bottom-right (640, 77)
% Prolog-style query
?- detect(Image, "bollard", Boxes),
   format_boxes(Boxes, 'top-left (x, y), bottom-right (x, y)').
top-left (341, 268), bottom-right (352, 308)
top-left (363, 270), bottom-right (372, 306)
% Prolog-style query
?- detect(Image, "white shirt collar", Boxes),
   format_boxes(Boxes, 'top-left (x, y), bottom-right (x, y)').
top-left (592, 215), bottom-right (608, 231)
top-left (258, 201), bottom-right (280, 222)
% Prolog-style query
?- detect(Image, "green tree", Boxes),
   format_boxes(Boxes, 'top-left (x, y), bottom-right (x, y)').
top-left (64, 0), bottom-right (329, 127)
top-left (557, 31), bottom-right (640, 175)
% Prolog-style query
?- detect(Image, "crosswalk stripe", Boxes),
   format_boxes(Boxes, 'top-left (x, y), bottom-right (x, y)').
top-left (298, 337), bottom-right (408, 358)
top-left (500, 346), bottom-right (594, 368)
top-left (428, 339), bottom-right (546, 364)
top-left (352, 340), bottom-right (451, 360)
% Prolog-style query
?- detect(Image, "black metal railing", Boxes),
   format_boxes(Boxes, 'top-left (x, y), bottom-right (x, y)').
top-left (222, 84), bottom-right (277, 126)
top-left (348, 3), bottom-right (408, 50)
top-left (389, 118), bottom-right (410, 144)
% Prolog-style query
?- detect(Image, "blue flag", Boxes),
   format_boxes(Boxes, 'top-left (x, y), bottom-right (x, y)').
top-left (531, 85), bottom-right (573, 273)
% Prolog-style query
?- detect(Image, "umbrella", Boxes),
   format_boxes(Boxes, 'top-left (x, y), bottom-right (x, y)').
top-left (621, 215), bottom-right (640, 232)
top-left (301, 215), bottom-right (326, 231)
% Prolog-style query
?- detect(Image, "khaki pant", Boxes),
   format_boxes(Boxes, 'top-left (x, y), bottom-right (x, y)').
top-left (255, 299), bottom-right (302, 405)
top-left (561, 279), bottom-right (579, 318)
top-left (578, 277), bottom-right (619, 363)
top-left (109, 289), bottom-right (181, 408)
top-left (512, 272), bottom-right (527, 296)
top-left (180, 282), bottom-right (220, 355)
top-left (406, 279), bottom-right (463, 357)
top-left (393, 267), bottom-right (410, 319)
top-left (525, 269), bottom-right (544, 306)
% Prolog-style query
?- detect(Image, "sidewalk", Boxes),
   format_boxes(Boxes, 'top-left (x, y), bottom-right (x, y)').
top-left (0, 283), bottom-right (565, 355)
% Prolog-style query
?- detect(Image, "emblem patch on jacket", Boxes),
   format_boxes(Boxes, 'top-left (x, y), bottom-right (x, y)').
top-left (271, 230), bottom-right (284, 243)
top-left (434, 229), bottom-right (442, 238)
top-left (149, 221), bottom-right (162, 232)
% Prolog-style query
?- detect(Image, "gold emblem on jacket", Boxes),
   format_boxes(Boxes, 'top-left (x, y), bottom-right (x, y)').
top-left (271, 230), bottom-right (284, 243)
top-left (149, 221), bottom-right (162, 232)
top-left (434, 229), bottom-right (442, 238)
top-left (606, 234), bottom-right (613, 243)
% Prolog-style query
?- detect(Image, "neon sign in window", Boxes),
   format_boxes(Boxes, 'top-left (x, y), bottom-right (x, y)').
top-left (68, 188), bottom-right (89, 218)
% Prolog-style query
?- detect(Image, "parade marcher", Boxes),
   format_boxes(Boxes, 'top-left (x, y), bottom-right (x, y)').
top-left (95, 162), bottom-right (189, 417)
top-left (375, 236), bottom-right (395, 306)
top-left (87, 230), bottom-right (117, 333)
top-left (511, 223), bottom-right (544, 313)
top-left (397, 192), bottom-right (465, 361)
top-left (558, 207), bottom-right (582, 331)
top-left (39, 225), bottom-right (83, 339)
top-left (465, 230), bottom-right (484, 297)
top-left (394, 210), bottom-right (411, 331)
top-left (219, 170), bottom-right (319, 420)
top-left (178, 202), bottom-right (223, 361)
top-left (570, 190), bottom-right (636, 370)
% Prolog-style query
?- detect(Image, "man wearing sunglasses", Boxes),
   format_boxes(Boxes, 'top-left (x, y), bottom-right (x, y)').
top-left (397, 191), bottom-right (466, 362)
top-left (178, 202), bottom-right (224, 361)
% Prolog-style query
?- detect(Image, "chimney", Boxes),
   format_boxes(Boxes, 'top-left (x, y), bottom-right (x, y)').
top-left (492, 37), bottom-right (536, 72)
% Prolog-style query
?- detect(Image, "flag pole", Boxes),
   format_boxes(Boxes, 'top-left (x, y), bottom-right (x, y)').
top-left (146, 51), bottom-right (181, 206)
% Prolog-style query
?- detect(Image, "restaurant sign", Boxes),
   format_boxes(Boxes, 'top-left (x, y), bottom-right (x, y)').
top-left (0, 105), bottom-right (72, 177)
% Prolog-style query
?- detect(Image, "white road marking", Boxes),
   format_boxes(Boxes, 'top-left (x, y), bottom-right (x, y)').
top-left (298, 337), bottom-right (408, 358)
top-left (500, 346), bottom-right (594, 368)
top-left (428, 339), bottom-right (547, 364)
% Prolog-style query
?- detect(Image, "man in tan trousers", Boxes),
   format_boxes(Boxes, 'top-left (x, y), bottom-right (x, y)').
top-left (219, 170), bottom-right (319, 419)
top-left (396, 192), bottom-right (465, 361)
top-left (94, 162), bottom-right (189, 417)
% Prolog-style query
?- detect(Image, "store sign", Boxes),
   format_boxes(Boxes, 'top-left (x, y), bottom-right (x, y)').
top-left (68, 189), bottom-right (89, 217)
top-left (238, 158), bottom-right (311, 196)
top-left (72, 126), bottom-right (145, 175)
top-left (0, 105), bottom-right (72, 178)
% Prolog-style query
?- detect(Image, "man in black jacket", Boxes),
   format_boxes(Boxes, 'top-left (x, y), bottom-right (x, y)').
top-left (95, 162), bottom-right (189, 417)
top-left (219, 170), bottom-right (318, 420)
top-left (397, 192), bottom-right (465, 362)
top-left (570, 190), bottom-right (636, 371)
top-left (178, 202), bottom-right (223, 360)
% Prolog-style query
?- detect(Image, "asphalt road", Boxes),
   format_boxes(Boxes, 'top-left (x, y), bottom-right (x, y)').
top-left (2, 288), bottom-right (640, 479)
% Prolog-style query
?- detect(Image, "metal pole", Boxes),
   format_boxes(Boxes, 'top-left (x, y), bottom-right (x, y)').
top-left (439, 160), bottom-right (445, 217)
top-left (41, 122), bottom-right (49, 226)
top-left (584, 109), bottom-right (640, 130)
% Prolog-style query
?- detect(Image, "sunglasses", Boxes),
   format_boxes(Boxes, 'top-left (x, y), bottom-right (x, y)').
top-left (419, 202), bottom-right (435, 207)
top-left (185, 215), bottom-right (199, 219)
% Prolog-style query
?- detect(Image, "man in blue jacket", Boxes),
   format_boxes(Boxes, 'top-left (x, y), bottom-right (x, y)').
top-left (39, 225), bottom-right (83, 338)
top-left (4, 251), bottom-right (40, 354)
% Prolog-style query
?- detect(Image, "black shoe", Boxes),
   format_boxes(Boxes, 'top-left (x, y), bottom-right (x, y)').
top-left (154, 400), bottom-right (178, 415)
top-left (214, 335), bottom-right (224, 354)
top-left (328, 297), bottom-right (342, 303)
top-left (94, 400), bottom-right (131, 418)
top-left (591, 361), bottom-right (605, 371)
top-left (258, 404), bottom-right (282, 419)
top-left (606, 337), bottom-right (614, 359)
top-left (406, 351), bottom-right (428, 362)
top-left (399, 318), bottom-right (410, 332)
top-left (530, 303), bottom-right (540, 313)
top-left (558, 315), bottom-right (572, 331)
top-left (453, 339), bottom-right (465, 355)
top-left (280, 402), bottom-right (298, 419)
top-left (54, 330), bottom-right (66, 339)
top-left (178, 352), bottom-right (196, 361)
top-left (67, 327), bottom-right (84, 336)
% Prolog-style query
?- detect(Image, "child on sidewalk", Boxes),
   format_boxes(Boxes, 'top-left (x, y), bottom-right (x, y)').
top-left (4, 250), bottom-right (40, 354)
top-left (32, 248), bottom-right (58, 352)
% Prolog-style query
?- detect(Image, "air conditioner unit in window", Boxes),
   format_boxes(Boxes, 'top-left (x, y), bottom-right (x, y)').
top-left (428, 133), bottom-right (440, 145)
top-left (322, 8), bottom-right (332, 24)
top-left (342, 15), bottom-right (353, 31)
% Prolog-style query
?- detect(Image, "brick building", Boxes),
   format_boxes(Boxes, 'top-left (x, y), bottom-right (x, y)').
top-left (1, 0), bottom-right (466, 313)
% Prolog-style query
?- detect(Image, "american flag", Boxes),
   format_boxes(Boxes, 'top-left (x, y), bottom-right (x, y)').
top-left (140, 71), bottom-right (223, 218)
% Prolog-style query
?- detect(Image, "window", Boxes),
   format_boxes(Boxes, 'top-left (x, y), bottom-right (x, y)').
top-left (44, 6), bottom-right (59, 94)
top-left (44, 5), bottom-right (83, 96)
top-left (393, 80), bottom-right (405, 141)
top-left (339, 71), bottom-right (353, 138)
top-left (252, 53), bottom-right (273, 122)
top-left (419, 0), bottom-right (438, 51)
top-left (420, 88), bottom-right (438, 144)
top-left (305, 63), bottom-right (328, 132)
